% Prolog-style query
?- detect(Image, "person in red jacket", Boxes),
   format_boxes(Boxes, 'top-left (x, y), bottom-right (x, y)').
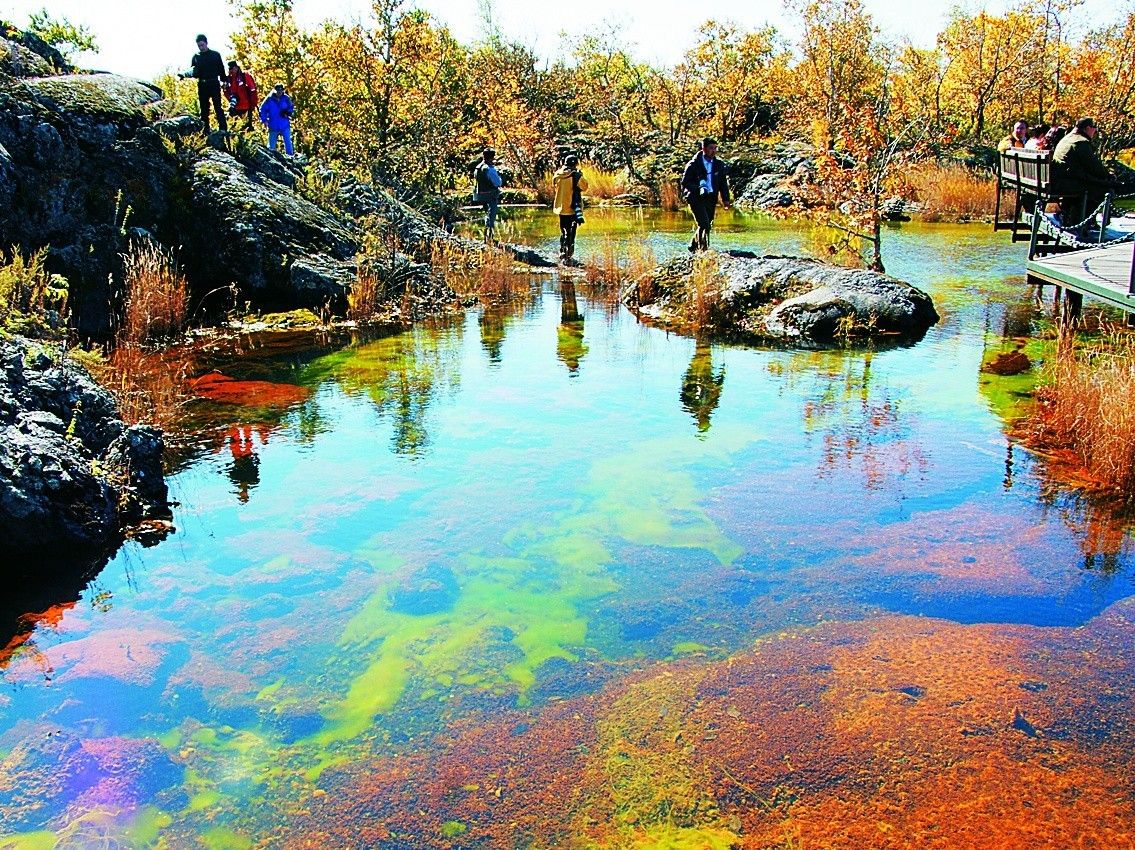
top-left (224, 61), bottom-right (259, 130)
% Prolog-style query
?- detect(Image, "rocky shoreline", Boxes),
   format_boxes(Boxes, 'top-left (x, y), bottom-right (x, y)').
top-left (0, 336), bottom-right (170, 566)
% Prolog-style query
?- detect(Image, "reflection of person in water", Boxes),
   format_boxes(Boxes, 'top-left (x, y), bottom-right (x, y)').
top-left (479, 306), bottom-right (507, 366)
top-left (224, 424), bottom-right (267, 503)
top-left (680, 340), bottom-right (725, 432)
top-left (557, 281), bottom-right (588, 374)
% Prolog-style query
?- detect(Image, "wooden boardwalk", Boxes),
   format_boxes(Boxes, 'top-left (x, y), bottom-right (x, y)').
top-left (1026, 241), bottom-right (1135, 317)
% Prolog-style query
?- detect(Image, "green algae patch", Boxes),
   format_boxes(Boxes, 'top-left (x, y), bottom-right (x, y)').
top-left (439, 820), bottom-right (468, 838)
top-left (124, 806), bottom-right (173, 846)
top-left (201, 826), bottom-right (253, 850)
top-left (671, 641), bottom-right (712, 656)
top-left (978, 339), bottom-right (1049, 423)
top-left (604, 825), bottom-right (741, 849)
top-left (0, 832), bottom-right (56, 850)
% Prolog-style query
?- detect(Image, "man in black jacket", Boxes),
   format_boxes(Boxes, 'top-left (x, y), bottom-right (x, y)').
top-left (681, 137), bottom-right (731, 252)
top-left (183, 34), bottom-right (227, 134)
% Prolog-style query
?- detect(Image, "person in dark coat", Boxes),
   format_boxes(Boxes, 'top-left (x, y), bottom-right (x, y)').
top-left (1051, 117), bottom-right (1114, 224)
top-left (182, 34), bottom-right (227, 134)
top-left (681, 138), bottom-right (731, 252)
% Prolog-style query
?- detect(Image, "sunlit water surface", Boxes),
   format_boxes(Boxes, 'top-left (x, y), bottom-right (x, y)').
top-left (3, 210), bottom-right (1134, 848)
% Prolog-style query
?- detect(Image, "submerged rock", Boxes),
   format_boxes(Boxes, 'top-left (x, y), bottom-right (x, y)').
top-left (0, 336), bottom-right (170, 564)
top-left (627, 250), bottom-right (939, 345)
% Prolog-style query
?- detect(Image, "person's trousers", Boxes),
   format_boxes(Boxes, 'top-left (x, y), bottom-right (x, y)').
top-left (198, 84), bottom-right (227, 132)
top-left (689, 194), bottom-right (717, 249)
top-left (268, 127), bottom-right (294, 157)
top-left (559, 215), bottom-right (578, 258)
top-left (483, 194), bottom-right (499, 233)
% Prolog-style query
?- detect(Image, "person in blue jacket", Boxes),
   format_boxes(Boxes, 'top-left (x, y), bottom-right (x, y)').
top-left (259, 83), bottom-right (294, 157)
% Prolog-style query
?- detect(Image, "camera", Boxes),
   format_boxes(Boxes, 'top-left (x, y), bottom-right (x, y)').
top-left (573, 205), bottom-right (585, 226)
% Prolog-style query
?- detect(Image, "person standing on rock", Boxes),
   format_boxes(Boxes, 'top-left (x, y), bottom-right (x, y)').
top-left (681, 137), bottom-right (731, 252)
top-left (181, 34), bottom-right (227, 134)
top-left (474, 148), bottom-right (503, 244)
top-left (552, 154), bottom-right (588, 263)
top-left (224, 60), bottom-right (258, 131)
top-left (259, 83), bottom-right (295, 157)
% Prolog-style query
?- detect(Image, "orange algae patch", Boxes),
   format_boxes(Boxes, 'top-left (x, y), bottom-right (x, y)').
top-left (284, 606), bottom-right (1135, 849)
top-left (189, 372), bottom-right (309, 408)
top-left (0, 602), bottom-right (78, 670)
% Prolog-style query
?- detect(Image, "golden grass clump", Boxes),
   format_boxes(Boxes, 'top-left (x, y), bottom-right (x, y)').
top-left (348, 267), bottom-right (381, 322)
top-left (120, 242), bottom-right (188, 343)
top-left (910, 161), bottom-right (997, 221)
top-left (580, 163), bottom-right (629, 200)
top-left (583, 237), bottom-right (622, 288)
top-left (1030, 328), bottom-right (1135, 493)
top-left (659, 180), bottom-right (683, 212)
top-left (686, 253), bottom-right (724, 331)
top-left (82, 343), bottom-right (194, 431)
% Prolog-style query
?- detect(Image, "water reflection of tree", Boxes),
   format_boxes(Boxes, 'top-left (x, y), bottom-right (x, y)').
top-left (680, 339), bottom-right (724, 433)
top-left (777, 350), bottom-right (928, 490)
top-left (322, 324), bottom-right (464, 457)
top-left (557, 281), bottom-right (588, 375)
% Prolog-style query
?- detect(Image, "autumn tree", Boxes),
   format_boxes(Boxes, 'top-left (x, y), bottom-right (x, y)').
top-left (682, 20), bottom-right (789, 140)
top-left (25, 8), bottom-right (97, 61)
top-left (788, 0), bottom-right (886, 150)
top-left (1058, 10), bottom-right (1135, 151)
top-left (937, 7), bottom-right (1047, 143)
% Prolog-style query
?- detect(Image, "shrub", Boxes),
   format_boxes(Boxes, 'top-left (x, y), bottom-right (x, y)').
top-left (0, 246), bottom-right (69, 338)
top-left (659, 180), bottom-right (683, 212)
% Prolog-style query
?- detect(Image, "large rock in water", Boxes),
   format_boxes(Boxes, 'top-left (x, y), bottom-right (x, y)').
top-left (0, 336), bottom-right (169, 563)
top-left (630, 251), bottom-right (939, 345)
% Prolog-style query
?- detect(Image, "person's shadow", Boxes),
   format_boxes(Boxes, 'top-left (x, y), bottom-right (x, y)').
top-left (680, 339), bottom-right (725, 433)
top-left (557, 281), bottom-right (588, 375)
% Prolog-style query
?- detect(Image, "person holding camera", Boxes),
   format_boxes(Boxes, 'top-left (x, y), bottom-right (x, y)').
top-left (181, 34), bottom-right (227, 134)
top-left (259, 83), bottom-right (295, 157)
top-left (681, 137), bottom-right (731, 252)
top-left (552, 154), bottom-right (589, 263)
top-left (224, 61), bottom-right (259, 131)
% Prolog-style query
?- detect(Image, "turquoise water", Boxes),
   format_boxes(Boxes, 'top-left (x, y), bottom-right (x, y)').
top-left (2, 212), bottom-right (1133, 846)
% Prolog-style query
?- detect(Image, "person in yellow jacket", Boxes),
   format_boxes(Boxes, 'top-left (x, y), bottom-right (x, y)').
top-left (552, 155), bottom-right (588, 263)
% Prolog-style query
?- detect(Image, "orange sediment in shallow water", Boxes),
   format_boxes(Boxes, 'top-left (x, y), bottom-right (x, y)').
top-left (188, 372), bottom-right (310, 408)
top-left (285, 605), bottom-right (1135, 849)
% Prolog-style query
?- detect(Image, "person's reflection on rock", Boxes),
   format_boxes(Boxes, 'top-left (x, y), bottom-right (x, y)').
top-left (680, 339), bottom-right (724, 433)
top-left (224, 424), bottom-right (267, 503)
top-left (557, 280), bottom-right (588, 375)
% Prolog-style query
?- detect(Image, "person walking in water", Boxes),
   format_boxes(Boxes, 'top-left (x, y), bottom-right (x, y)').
top-left (552, 154), bottom-right (588, 263)
top-left (474, 148), bottom-right (503, 244)
top-left (259, 83), bottom-right (295, 157)
top-left (181, 34), bottom-right (227, 134)
top-left (224, 60), bottom-right (259, 131)
top-left (681, 137), bottom-right (731, 252)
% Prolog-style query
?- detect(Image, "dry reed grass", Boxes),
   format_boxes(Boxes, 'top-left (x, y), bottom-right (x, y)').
top-left (1030, 326), bottom-right (1135, 493)
top-left (686, 253), bottom-right (724, 331)
top-left (910, 162), bottom-right (997, 221)
top-left (435, 241), bottom-right (528, 303)
top-left (580, 163), bottom-right (629, 200)
top-left (659, 180), bottom-right (683, 212)
top-left (348, 267), bottom-right (381, 322)
top-left (582, 238), bottom-right (657, 304)
top-left (85, 343), bottom-right (195, 431)
top-left (121, 242), bottom-right (187, 343)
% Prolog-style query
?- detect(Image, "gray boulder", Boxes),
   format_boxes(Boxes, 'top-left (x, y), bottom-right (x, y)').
top-left (629, 250), bottom-right (939, 345)
top-left (0, 337), bottom-right (169, 562)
